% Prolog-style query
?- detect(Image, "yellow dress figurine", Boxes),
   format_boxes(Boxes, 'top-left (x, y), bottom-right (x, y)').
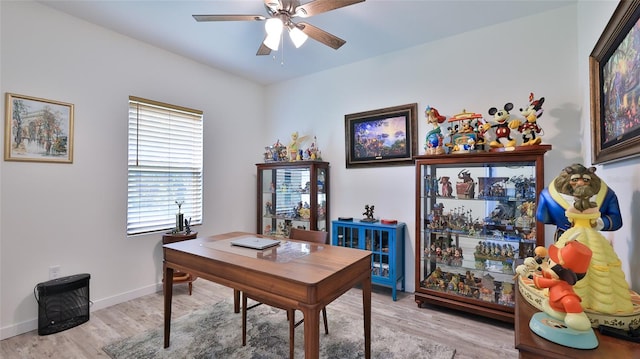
top-left (556, 207), bottom-right (633, 315)
top-left (519, 164), bottom-right (639, 331)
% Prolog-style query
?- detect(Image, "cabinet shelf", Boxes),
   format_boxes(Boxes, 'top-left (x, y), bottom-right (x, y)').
top-left (414, 146), bottom-right (550, 323)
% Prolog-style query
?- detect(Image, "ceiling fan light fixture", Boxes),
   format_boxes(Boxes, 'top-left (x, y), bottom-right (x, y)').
top-left (264, 17), bottom-right (283, 36)
top-left (288, 25), bottom-right (308, 48)
top-left (263, 33), bottom-right (281, 51)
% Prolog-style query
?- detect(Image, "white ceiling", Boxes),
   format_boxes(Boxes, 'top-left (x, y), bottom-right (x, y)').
top-left (39, 0), bottom-right (574, 85)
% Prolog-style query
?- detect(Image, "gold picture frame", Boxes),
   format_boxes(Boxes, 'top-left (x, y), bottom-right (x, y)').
top-left (4, 93), bottom-right (74, 163)
top-left (590, 0), bottom-right (640, 164)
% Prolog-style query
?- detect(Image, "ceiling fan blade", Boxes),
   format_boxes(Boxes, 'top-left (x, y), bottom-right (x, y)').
top-left (256, 38), bottom-right (272, 56)
top-left (295, 0), bottom-right (365, 18)
top-left (193, 15), bottom-right (266, 22)
top-left (298, 22), bottom-right (346, 50)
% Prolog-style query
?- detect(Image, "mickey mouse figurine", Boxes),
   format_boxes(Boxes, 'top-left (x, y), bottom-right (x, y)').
top-left (512, 93), bottom-right (545, 146)
top-left (484, 103), bottom-right (518, 149)
top-left (532, 239), bottom-right (593, 331)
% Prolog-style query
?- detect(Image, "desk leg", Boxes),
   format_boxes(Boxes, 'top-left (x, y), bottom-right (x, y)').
top-left (302, 305), bottom-right (321, 359)
top-left (234, 289), bottom-right (240, 313)
top-left (164, 264), bottom-right (174, 348)
top-left (363, 274), bottom-right (371, 359)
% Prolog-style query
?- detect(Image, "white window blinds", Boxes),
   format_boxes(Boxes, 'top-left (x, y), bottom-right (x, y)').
top-left (127, 96), bottom-right (203, 235)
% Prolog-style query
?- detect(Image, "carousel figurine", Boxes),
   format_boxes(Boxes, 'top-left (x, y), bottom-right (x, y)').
top-left (424, 106), bottom-right (447, 155)
top-left (446, 109), bottom-right (484, 153)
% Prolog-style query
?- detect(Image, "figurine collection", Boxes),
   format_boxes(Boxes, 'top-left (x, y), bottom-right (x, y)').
top-left (263, 132), bottom-right (322, 162)
top-left (423, 93), bottom-right (545, 154)
top-left (420, 167), bottom-right (541, 307)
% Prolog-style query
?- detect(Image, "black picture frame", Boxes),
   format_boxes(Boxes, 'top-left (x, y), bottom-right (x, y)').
top-left (344, 103), bottom-right (418, 168)
top-left (590, 0), bottom-right (640, 164)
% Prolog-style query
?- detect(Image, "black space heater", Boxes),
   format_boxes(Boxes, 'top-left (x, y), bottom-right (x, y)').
top-left (34, 273), bottom-right (91, 335)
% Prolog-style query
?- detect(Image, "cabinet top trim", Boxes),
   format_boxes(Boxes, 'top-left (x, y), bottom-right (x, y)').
top-left (414, 145), bottom-right (551, 161)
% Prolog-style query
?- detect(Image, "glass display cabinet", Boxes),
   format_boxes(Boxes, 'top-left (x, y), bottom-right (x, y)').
top-left (414, 145), bottom-right (551, 322)
top-left (332, 220), bottom-right (405, 300)
top-left (256, 161), bottom-right (329, 238)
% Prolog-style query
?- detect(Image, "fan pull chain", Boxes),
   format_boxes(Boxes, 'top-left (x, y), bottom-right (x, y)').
top-left (269, 31), bottom-right (285, 66)
top-left (280, 30), bottom-right (285, 66)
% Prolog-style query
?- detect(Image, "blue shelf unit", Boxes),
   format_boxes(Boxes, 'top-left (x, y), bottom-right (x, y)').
top-left (331, 220), bottom-right (405, 300)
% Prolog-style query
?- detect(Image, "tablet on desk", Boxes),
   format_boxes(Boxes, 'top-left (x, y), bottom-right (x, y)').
top-left (230, 236), bottom-right (281, 250)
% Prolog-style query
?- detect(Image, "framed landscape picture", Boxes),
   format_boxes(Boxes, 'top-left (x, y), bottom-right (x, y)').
top-left (590, 1), bottom-right (640, 164)
top-left (345, 103), bottom-right (417, 168)
top-left (4, 93), bottom-right (74, 163)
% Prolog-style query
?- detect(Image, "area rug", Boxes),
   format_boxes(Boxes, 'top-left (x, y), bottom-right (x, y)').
top-left (103, 300), bottom-right (456, 359)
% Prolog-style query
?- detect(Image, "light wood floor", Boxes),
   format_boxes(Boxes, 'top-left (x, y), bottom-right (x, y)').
top-left (0, 280), bottom-right (518, 358)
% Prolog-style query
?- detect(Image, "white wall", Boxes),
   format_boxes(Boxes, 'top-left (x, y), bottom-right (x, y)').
top-left (265, 5), bottom-right (584, 293)
top-left (2, 0), bottom-right (639, 340)
top-left (0, 1), bottom-right (264, 339)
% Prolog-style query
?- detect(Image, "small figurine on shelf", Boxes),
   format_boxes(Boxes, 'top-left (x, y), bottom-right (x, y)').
top-left (446, 109), bottom-right (483, 153)
top-left (264, 140), bottom-right (287, 162)
top-left (424, 106), bottom-right (447, 155)
top-left (184, 217), bottom-right (192, 234)
top-left (514, 201), bottom-right (536, 228)
top-left (455, 170), bottom-right (475, 199)
top-left (361, 204), bottom-right (377, 223)
top-left (512, 93), bottom-right (545, 146)
top-left (265, 201), bottom-right (274, 216)
top-left (484, 102), bottom-right (518, 149)
top-left (306, 136), bottom-right (322, 160)
top-left (287, 131), bottom-right (310, 161)
top-left (439, 176), bottom-right (452, 197)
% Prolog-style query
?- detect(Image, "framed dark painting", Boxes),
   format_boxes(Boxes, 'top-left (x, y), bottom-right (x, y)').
top-left (345, 103), bottom-right (417, 168)
top-left (590, 0), bottom-right (640, 164)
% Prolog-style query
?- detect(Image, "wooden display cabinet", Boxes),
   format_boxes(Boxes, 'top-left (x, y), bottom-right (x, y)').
top-left (414, 146), bottom-right (551, 322)
top-left (256, 161), bottom-right (329, 237)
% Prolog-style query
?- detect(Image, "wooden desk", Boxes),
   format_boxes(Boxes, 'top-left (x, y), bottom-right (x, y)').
top-left (163, 232), bottom-right (372, 359)
top-left (515, 282), bottom-right (640, 358)
top-left (162, 232), bottom-right (198, 295)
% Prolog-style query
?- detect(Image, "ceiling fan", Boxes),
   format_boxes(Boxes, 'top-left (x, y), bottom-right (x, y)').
top-left (193, 0), bottom-right (365, 56)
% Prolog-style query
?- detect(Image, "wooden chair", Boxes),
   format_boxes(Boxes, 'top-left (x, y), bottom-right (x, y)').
top-left (242, 228), bottom-right (330, 358)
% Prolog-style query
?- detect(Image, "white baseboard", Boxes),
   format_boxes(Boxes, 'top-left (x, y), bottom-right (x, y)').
top-left (0, 283), bottom-right (162, 340)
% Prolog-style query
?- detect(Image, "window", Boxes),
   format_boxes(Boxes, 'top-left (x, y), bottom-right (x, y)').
top-left (127, 96), bottom-right (203, 235)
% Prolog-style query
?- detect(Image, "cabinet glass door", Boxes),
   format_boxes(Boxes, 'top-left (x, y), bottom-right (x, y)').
top-left (419, 161), bottom-right (537, 307)
top-left (316, 167), bottom-right (327, 232)
top-left (261, 167), bottom-right (311, 236)
top-left (367, 228), bottom-right (390, 279)
top-left (335, 224), bottom-right (359, 248)
top-left (258, 161), bottom-right (329, 238)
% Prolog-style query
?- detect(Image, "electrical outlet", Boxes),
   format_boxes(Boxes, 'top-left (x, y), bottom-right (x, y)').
top-left (49, 265), bottom-right (61, 279)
